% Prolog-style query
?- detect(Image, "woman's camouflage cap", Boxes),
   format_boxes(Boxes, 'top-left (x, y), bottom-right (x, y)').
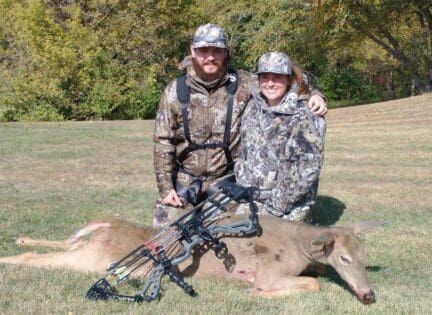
top-left (256, 52), bottom-right (292, 75)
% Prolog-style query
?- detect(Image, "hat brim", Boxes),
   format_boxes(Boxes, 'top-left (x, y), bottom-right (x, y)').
top-left (192, 41), bottom-right (227, 49)
top-left (256, 69), bottom-right (292, 75)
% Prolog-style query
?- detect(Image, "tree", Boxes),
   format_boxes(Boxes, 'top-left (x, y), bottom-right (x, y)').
top-left (196, 1), bottom-right (383, 103)
top-left (310, 0), bottom-right (432, 93)
top-left (196, 0), bottom-right (330, 71)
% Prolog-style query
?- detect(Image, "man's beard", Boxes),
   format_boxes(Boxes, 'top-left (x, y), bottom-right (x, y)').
top-left (192, 57), bottom-right (229, 82)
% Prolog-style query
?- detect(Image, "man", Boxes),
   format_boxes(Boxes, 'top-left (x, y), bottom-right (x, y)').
top-left (153, 24), bottom-right (327, 228)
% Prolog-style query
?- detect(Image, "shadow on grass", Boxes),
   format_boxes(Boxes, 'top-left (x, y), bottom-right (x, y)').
top-left (312, 195), bottom-right (346, 226)
top-left (365, 266), bottom-right (383, 272)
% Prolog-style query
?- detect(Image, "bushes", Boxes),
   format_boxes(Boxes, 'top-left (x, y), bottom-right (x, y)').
top-left (0, 49), bottom-right (161, 122)
top-left (67, 55), bottom-right (161, 120)
top-left (0, 0), bottom-right (193, 121)
top-left (318, 68), bottom-right (382, 107)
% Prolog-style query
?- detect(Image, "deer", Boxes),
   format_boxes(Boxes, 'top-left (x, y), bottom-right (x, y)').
top-left (0, 215), bottom-right (383, 304)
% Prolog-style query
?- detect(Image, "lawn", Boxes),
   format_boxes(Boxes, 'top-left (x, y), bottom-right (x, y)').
top-left (0, 94), bottom-right (431, 314)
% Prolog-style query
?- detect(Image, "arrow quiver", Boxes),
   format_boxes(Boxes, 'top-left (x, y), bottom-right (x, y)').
top-left (86, 180), bottom-right (262, 302)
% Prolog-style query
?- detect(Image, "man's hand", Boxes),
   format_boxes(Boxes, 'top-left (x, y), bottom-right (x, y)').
top-left (162, 189), bottom-right (183, 207)
top-left (308, 95), bottom-right (328, 116)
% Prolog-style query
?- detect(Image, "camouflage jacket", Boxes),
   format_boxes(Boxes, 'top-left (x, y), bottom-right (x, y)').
top-left (235, 87), bottom-right (326, 217)
top-left (153, 65), bottom-right (255, 198)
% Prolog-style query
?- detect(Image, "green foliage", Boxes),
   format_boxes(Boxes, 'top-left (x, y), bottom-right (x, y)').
top-left (319, 68), bottom-right (381, 106)
top-left (0, 0), bottom-right (430, 121)
top-left (0, 0), bottom-right (196, 121)
top-left (198, 0), bottom-right (328, 71)
top-left (310, 0), bottom-right (432, 93)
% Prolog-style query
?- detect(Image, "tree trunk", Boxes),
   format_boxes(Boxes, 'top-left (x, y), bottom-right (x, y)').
top-left (385, 61), bottom-right (393, 100)
top-left (417, 10), bottom-right (432, 92)
top-left (415, 1), bottom-right (432, 92)
top-left (411, 78), bottom-right (416, 96)
top-left (361, 30), bottom-right (426, 93)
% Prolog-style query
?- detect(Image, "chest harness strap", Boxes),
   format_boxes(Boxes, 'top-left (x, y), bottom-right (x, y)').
top-left (175, 70), bottom-right (238, 204)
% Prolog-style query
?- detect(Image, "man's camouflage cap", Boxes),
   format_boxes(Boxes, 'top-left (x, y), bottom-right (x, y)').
top-left (256, 51), bottom-right (292, 75)
top-left (192, 24), bottom-right (227, 49)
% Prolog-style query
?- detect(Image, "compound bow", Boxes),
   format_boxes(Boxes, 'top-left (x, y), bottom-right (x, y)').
top-left (86, 180), bottom-right (262, 302)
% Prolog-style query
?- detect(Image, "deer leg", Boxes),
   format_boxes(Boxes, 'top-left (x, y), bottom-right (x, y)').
top-left (13, 220), bottom-right (111, 251)
top-left (0, 252), bottom-right (39, 264)
top-left (251, 264), bottom-right (320, 297)
top-left (15, 237), bottom-right (88, 250)
top-left (0, 245), bottom-right (109, 273)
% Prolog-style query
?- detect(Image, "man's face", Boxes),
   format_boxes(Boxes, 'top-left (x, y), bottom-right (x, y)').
top-left (259, 73), bottom-right (290, 106)
top-left (191, 46), bottom-right (227, 76)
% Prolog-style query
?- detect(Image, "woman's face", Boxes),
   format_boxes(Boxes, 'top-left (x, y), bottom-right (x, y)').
top-left (259, 73), bottom-right (290, 106)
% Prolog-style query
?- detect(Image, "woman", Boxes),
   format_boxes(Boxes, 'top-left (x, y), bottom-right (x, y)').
top-left (235, 52), bottom-right (326, 222)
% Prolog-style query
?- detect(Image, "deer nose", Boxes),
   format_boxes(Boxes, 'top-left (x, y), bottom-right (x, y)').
top-left (361, 290), bottom-right (375, 305)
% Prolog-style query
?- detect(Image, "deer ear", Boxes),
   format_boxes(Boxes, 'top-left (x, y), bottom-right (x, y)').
top-left (346, 221), bottom-right (386, 235)
top-left (312, 231), bottom-right (334, 246)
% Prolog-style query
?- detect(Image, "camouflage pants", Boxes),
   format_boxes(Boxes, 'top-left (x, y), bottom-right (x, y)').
top-left (234, 202), bottom-right (312, 222)
top-left (153, 193), bottom-right (313, 228)
top-left (152, 199), bottom-right (194, 229)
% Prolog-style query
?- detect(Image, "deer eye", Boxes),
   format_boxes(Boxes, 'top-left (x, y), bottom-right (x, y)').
top-left (339, 255), bottom-right (352, 265)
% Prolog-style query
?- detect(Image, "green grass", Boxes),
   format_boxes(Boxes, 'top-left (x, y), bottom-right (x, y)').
top-left (1, 94), bottom-right (432, 314)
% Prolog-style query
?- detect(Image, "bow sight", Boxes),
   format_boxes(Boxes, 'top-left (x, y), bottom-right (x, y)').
top-left (86, 180), bottom-right (262, 302)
